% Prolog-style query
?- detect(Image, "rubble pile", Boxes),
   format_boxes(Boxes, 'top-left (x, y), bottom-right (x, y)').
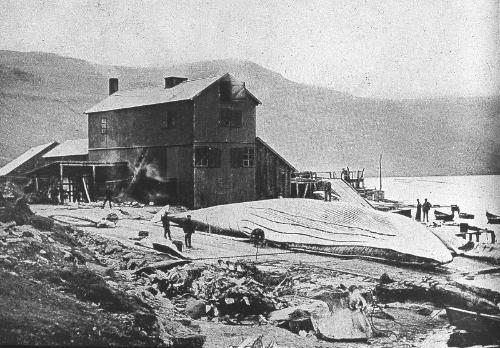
top-left (136, 261), bottom-right (291, 322)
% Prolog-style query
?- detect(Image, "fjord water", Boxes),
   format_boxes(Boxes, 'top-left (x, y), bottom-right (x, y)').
top-left (365, 175), bottom-right (500, 239)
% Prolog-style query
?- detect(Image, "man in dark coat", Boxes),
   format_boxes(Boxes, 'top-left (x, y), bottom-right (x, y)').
top-left (161, 211), bottom-right (171, 240)
top-left (415, 199), bottom-right (422, 221)
top-left (102, 186), bottom-right (113, 209)
top-left (183, 215), bottom-right (195, 248)
top-left (422, 198), bottom-right (432, 222)
top-left (324, 181), bottom-right (332, 202)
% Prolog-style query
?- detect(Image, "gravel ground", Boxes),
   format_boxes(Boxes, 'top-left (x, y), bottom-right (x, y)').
top-left (29, 203), bottom-right (499, 347)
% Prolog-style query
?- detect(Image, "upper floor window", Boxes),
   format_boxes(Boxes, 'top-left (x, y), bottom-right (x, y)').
top-left (231, 147), bottom-right (255, 168)
top-left (162, 110), bottom-right (177, 129)
top-left (101, 117), bottom-right (108, 134)
top-left (220, 108), bottom-right (242, 128)
top-left (194, 146), bottom-right (221, 168)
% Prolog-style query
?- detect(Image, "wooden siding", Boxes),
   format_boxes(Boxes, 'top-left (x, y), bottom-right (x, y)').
top-left (192, 81), bottom-right (257, 208)
top-left (193, 143), bottom-right (255, 208)
top-left (88, 101), bottom-right (194, 150)
top-left (256, 141), bottom-right (294, 199)
top-left (89, 146), bottom-right (193, 207)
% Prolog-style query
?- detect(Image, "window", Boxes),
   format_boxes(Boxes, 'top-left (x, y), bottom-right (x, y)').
top-left (231, 147), bottom-right (255, 168)
top-left (242, 147), bottom-right (255, 167)
top-left (195, 147), bottom-right (221, 168)
top-left (162, 111), bottom-right (177, 129)
top-left (101, 117), bottom-right (108, 134)
top-left (219, 108), bottom-right (242, 128)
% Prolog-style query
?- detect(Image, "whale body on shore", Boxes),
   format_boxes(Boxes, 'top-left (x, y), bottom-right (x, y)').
top-left (171, 199), bottom-right (453, 266)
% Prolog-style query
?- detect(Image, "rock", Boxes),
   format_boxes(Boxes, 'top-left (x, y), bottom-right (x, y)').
top-left (380, 273), bottom-right (394, 284)
top-left (185, 298), bottom-right (206, 319)
top-left (96, 219), bottom-right (115, 228)
top-left (127, 258), bottom-right (145, 270)
top-left (122, 252), bottom-right (137, 261)
top-left (138, 230), bottom-right (149, 237)
top-left (47, 237), bottom-right (55, 243)
top-left (267, 300), bottom-right (330, 330)
top-left (22, 230), bottom-right (34, 238)
top-left (104, 244), bottom-right (123, 255)
top-left (106, 213), bottom-right (119, 223)
top-left (317, 309), bottom-right (373, 342)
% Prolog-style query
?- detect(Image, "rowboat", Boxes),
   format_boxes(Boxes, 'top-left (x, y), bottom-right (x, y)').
top-left (391, 209), bottom-right (412, 218)
top-left (459, 213), bottom-right (474, 219)
top-left (170, 199), bottom-right (453, 266)
top-left (435, 210), bottom-right (455, 222)
top-left (445, 306), bottom-right (500, 337)
top-left (486, 212), bottom-right (500, 224)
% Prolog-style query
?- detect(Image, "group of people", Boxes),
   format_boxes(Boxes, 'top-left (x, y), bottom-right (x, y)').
top-left (415, 198), bottom-right (432, 222)
top-left (161, 212), bottom-right (195, 248)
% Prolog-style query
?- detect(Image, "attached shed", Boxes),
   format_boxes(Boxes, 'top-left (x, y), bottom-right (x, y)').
top-left (0, 141), bottom-right (59, 179)
top-left (255, 137), bottom-right (297, 199)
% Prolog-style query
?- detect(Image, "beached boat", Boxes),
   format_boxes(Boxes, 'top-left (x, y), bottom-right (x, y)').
top-left (486, 212), bottom-right (500, 224)
top-left (445, 306), bottom-right (500, 337)
top-left (434, 210), bottom-right (454, 222)
top-left (170, 199), bottom-right (453, 266)
top-left (459, 212), bottom-right (474, 219)
top-left (391, 209), bottom-right (411, 218)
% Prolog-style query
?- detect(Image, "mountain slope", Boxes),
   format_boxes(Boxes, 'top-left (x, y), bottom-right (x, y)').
top-left (0, 50), bottom-right (499, 177)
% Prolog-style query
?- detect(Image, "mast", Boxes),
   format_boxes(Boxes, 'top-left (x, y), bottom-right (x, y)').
top-left (379, 154), bottom-right (382, 191)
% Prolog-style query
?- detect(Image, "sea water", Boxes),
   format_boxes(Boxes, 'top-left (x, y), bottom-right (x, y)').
top-left (365, 175), bottom-right (500, 240)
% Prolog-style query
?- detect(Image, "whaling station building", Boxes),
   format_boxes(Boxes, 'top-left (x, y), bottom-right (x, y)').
top-left (0, 74), bottom-right (296, 208)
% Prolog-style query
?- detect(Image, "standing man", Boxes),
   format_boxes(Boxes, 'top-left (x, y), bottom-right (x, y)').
top-left (161, 211), bottom-right (171, 240)
top-left (102, 185), bottom-right (113, 209)
top-left (183, 215), bottom-right (195, 248)
top-left (422, 198), bottom-right (432, 222)
top-left (415, 199), bottom-right (422, 221)
top-left (324, 182), bottom-right (332, 202)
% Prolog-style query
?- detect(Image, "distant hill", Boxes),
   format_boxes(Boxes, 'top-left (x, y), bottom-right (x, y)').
top-left (1, 50), bottom-right (499, 177)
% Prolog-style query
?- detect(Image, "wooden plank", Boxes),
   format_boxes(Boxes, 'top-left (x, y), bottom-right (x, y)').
top-left (82, 176), bottom-right (91, 203)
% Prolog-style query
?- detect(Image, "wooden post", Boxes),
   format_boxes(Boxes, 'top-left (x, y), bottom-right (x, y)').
top-left (82, 177), bottom-right (91, 203)
top-left (34, 176), bottom-right (39, 191)
top-left (491, 231), bottom-right (496, 244)
top-left (92, 165), bottom-right (96, 200)
top-left (475, 233), bottom-right (480, 243)
top-left (59, 164), bottom-right (64, 205)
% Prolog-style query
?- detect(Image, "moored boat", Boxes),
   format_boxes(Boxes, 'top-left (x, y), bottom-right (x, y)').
top-left (459, 212), bottom-right (474, 219)
top-left (435, 210), bottom-right (454, 222)
top-left (486, 212), bottom-right (500, 224)
top-left (445, 306), bottom-right (500, 337)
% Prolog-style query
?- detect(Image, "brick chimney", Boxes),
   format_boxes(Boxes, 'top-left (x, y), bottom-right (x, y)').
top-left (109, 78), bottom-right (119, 95)
top-left (164, 76), bottom-right (188, 89)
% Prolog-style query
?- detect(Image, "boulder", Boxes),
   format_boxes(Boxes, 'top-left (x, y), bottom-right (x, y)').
top-left (185, 298), bottom-right (206, 319)
top-left (104, 244), bottom-right (123, 255)
top-left (21, 230), bottom-right (34, 238)
top-left (267, 299), bottom-right (330, 330)
top-left (316, 309), bottom-right (372, 342)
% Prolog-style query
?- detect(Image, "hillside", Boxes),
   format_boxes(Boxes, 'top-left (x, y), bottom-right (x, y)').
top-left (1, 50), bottom-right (499, 177)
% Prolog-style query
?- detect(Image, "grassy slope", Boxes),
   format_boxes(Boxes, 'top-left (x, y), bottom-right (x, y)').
top-left (1, 50), bottom-right (499, 176)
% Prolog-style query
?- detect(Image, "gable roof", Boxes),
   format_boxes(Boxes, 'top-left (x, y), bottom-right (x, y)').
top-left (0, 141), bottom-right (58, 176)
top-left (42, 139), bottom-right (88, 158)
top-left (85, 73), bottom-right (261, 114)
top-left (256, 136), bottom-right (297, 171)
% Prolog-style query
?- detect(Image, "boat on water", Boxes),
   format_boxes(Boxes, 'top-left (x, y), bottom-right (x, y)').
top-left (434, 210), bottom-right (455, 222)
top-left (445, 306), bottom-right (500, 337)
top-left (459, 212), bottom-right (474, 219)
top-left (486, 212), bottom-right (500, 224)
top-left (170, 199), bottom-right (453, 266)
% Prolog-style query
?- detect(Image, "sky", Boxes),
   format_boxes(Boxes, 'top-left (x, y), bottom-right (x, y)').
top-left (0, 0), bottom-right (498, 98)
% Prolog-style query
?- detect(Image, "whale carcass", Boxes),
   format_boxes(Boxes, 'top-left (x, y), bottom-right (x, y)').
top-left (170, 199), bottom-right (453, 266)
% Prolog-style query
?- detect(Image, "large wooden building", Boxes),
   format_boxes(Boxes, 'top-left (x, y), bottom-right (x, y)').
top-left (84, 74), bottom-right (296, 208)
